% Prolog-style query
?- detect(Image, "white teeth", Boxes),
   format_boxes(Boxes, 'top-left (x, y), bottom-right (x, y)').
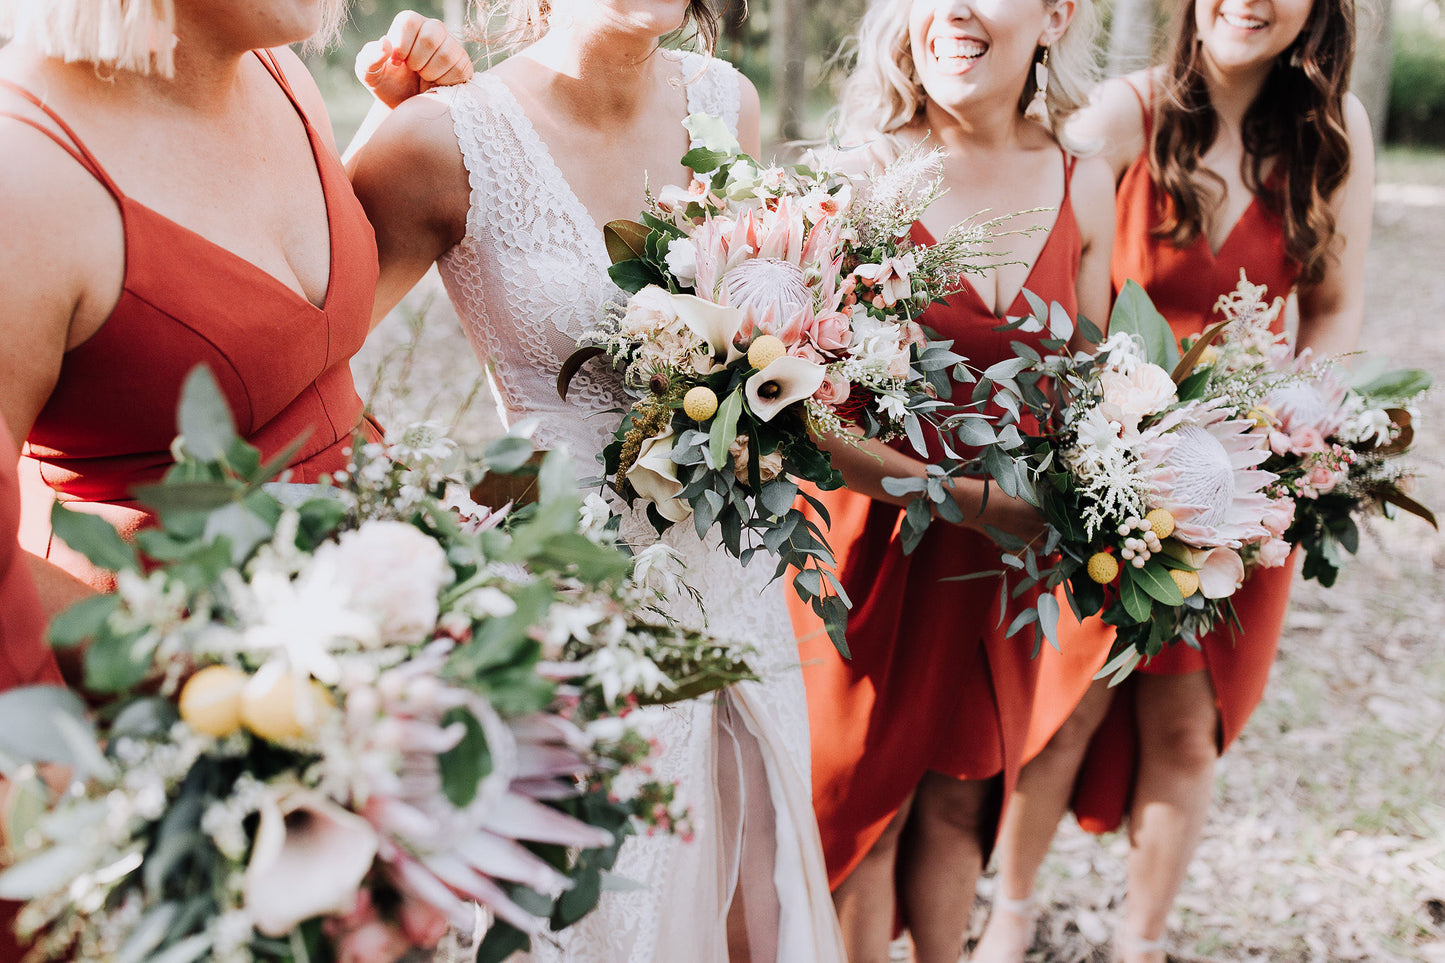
top-left (1220, 11), bottom-right (1267, 28)
top-left (932, 37), bottom-right (987, 60)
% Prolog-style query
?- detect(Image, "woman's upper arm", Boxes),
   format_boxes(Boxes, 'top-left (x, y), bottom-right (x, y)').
top-left (349, 94), bottom-right (471, 328)
top-left (1295, 94), bottom-right (1374, 358)
top-left (1067, 73), bottom-right (1150, 184)
top-left (0, 131), bottom-right (110, 446)
top-left (736, 73), bottom-right (763, 157)
top-left (1070, 154), bottom-right (1117, 344)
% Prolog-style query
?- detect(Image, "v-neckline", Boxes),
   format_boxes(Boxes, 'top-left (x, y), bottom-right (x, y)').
top-left (481, 65), bottom-right (696, 269)
top-left (1202, 193), bottom-right (1261, 262)
top-left (121, 122), bottom-right (338, 315)
top-left (915, 197), bottom-right (1068, 321)
top-left (124, 60), bottom-right (337, 315)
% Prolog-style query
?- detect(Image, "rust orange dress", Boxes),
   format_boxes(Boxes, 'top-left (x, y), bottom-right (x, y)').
top-left (793, 157), bottom-right (1082, 888)
top-left (0, 411), bottom-right (65, 963)
top-left (1026, 80), bottom-right (1302, 833)
top-left (1, 52), bottom-right (382, 592)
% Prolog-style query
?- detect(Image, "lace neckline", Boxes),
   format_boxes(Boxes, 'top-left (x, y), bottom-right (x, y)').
top-left (473, 51), bottom-right (717, 273)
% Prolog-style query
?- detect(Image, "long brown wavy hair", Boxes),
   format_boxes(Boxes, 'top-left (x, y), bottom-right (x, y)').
top-left (1150, 0), bottom-right (1356, 284)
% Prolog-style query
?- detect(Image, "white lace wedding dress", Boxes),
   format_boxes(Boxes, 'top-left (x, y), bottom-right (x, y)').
top-left (429, 51), bottom-right (844, 963)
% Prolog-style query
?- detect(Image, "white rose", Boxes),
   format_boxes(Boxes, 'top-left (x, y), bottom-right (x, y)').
top-left (621, 285), bottom-right (683, 339)
top-left (627, 428), bottom-right (693, 523)
top-left (664, 238), bottom-right (699, 287)
top-left (1099, 362), bottom-right (1178, 427)
top-left (331, 520), bottom-right (454, 645)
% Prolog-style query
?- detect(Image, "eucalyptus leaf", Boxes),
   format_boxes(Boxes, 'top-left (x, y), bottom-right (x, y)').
top-left (49, 501), bottom-right (137, 574)
top-left (0, 843), bottom-right (99, 900)
top-left (0, 686), bottom-right (105, 775)
top-left (176, 365), bottom-right (238, 462)
top-left (47, 592), bottom-right (120, 648)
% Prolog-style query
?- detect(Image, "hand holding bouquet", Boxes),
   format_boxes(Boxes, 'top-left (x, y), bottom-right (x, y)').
top-left (564, 114), bottom-right (1002, 654)
top-left (0, 368), bottom-right (754, 962)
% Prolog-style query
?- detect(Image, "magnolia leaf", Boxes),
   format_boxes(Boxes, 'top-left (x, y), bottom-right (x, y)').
top-left (1171, 319), bottom-right (1230, 383)
top-left (602, 220), bottom-right (650, 265)
top-left (708, 390), bottom-right (744, 472)
top-left (681, 146), bottom-right (733, 174)
top-left (557, 346), bottom-right (608, 401)
top-left (1381, 485), bottom-right (1438, 529)
top-left (608, 259), bottom-right (660, 294)
top-left (439, 708), bottom-right (492, 808)
top-left (1110, 281), bottom-right (1179, 369)
top-left (1373, 408), bottom-right (1414, 455)
top-left (1353, 366), bottom-right (1432, 399)
top-left (1118, 567), bottom-right (1152, 622)
top-left (49, 501), bottom-right (137, 574)
top-left (177, 364), bottom-right (238, 462)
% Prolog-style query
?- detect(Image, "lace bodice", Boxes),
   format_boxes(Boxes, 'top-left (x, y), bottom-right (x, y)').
top-left (432, 51), bottom-right (740, 470)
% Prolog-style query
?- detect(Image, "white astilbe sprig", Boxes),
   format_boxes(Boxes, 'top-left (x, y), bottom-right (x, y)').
top-left (846, 146), bottom-right (947, 247)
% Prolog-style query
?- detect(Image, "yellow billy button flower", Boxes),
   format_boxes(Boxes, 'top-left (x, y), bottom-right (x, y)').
top-left (1144, 508), bottom-right (1176, 540)
top-left (241, 672), bottom-right (334, 743)
top-left (178, 665), bottom-right (249, 738)
top-left (682, 385), bottom-right (719, 421)
top-left (747, 335), bottom-right (786, 371)
top-left (1169, 568), bottom-right (1202, 598)
top-left (1086, 552), bottom-right (1120, 584)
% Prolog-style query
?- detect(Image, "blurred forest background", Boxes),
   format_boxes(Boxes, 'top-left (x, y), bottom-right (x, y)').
top-left (309, 0), bottom-right (1445, 151)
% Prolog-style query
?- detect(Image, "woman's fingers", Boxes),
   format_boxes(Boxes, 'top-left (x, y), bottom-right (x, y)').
top-left (387, 12), bottom-right (473, 87)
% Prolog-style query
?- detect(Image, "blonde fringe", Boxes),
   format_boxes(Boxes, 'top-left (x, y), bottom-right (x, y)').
top-left (835, 0), bottom-right (1100, 160)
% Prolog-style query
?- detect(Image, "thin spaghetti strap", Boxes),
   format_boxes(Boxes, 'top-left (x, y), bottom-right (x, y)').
top-left (1123, 76), bottom-right (1153, 142)
top-left (0, 79), bottom-right (121, 197)
top-left (253, 49), bottom-right (308, 123)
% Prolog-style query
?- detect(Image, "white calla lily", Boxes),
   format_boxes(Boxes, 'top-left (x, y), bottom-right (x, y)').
top-left (243, 788), bottom-right (379, 937)
top-left (745, 356), bottom-right (827, 422)
top-left (671, 294), bottom-right (746, 372)
top-left (627, 428), bottom-right (693, 522)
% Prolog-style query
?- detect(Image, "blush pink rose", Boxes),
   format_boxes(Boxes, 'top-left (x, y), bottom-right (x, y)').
top-left (1261, 496), bottom-right (1296, 537)
top-left (1305, 463), bottom-right (1341, 495)
top-left (809, 311), bottom-right (853, 353)
top-left (812, 372), bottom-right (852, 408)
top-left (1257, 537), bottom-right (1292, 568)
top-left (1288, 425), bottom-right (1326, 455)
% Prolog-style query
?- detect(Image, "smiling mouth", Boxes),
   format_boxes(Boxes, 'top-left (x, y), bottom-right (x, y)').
top-left (930, 36), bottom-right (988, 69)
top-left (1220, 11), bottom-right (1269, 29)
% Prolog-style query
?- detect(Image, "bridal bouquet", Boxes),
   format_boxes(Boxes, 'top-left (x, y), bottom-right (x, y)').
top-left (563, 114), bottom-right (998, 653)
top-left (1194, 272), bottom-right (1435, 588)
top-left (0, 369), bottom-right (753, 963)
top-left (966, 283), bottom-right (1295, 677)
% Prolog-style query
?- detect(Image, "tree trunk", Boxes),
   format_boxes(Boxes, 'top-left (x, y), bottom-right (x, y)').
top-left (1351, 0), bottom-right (1394, 148)
top-left (769, 0), bottom-right (807, 143)
top-left (1107, 0), bottom-right (1157, 77)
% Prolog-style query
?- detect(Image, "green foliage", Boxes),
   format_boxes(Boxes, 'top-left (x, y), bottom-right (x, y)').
top-left (1389, 6), bottom-right (1445, 146)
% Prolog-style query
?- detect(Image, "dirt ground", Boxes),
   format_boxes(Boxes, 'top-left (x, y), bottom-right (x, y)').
top-left (350, 151), bottom-right (1445, 963)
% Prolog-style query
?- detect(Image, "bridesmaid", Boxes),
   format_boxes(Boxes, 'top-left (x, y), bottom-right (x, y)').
top-left (0, 2), bottom-right (469, 618)
top-left (973, 0), bottom-right (1373, 959)
top-left (0, 410), bottom-right (65, 963)
top-left (790, 0), bottom-right (1113, 959)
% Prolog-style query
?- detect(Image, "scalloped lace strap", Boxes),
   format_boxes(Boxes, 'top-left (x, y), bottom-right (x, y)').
top-left (676, 51), bottom-right (742, 144)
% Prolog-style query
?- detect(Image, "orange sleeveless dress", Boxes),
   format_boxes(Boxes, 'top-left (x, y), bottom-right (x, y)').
top-left (0, 411), bottom-right (65, 963)
top-left (2, 52), bottom-right (382, 592)
top-left (1025, 81), bottom-right (1301, 833)
top-left (792, 157), bottom-right (1082, 888)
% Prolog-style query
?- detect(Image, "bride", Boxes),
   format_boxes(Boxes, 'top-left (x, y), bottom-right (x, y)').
top-left (347, 1), bottom-right (845, 959)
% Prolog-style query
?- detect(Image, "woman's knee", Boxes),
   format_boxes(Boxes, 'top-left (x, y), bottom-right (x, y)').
top-left (911, 772), bottom-right (993, 840)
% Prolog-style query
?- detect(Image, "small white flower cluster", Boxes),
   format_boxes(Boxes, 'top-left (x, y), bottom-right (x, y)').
top-left (202, 773), bottom-right (271, 860)
top-left (1116, 515), bottom-right (1164, 568)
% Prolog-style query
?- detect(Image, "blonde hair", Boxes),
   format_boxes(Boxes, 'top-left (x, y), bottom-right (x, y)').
top-left (0, 0), bottom-right (345, 77)
top-left (471, 0), bottom-right (719, 55)
top-left (836, 0), bottom-right (1099, 158)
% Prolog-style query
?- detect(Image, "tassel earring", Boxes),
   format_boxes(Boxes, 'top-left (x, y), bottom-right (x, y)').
top-left (1025, 47), bottom-right (1050, 124)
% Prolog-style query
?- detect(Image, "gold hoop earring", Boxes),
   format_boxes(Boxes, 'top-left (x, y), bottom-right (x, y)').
top-left (1025, 47), bottom-right (1050, 124)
